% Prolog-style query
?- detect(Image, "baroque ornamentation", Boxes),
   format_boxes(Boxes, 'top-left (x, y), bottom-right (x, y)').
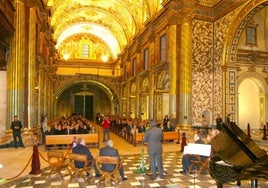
top-left (192, 20), bottom-right (214, 124)
top-left (52, 74), bottom-right (120, 100)
top-left (192, 9), bottom-right (235, 123)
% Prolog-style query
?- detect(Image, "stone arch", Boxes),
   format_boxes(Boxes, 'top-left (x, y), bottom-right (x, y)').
top-left (224, 0), bottom-right (268, 65)
top-left (237, 72), bottom-right (268, 128)
top-left (220, 0), bottom-right (268, 123)
top-left (52, 76), bottom-right (120, 118)
top-left (237, 71), bottom-right (268, 90)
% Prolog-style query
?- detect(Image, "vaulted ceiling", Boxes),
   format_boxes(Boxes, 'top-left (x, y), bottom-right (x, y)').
top-left (44, 0), bottom-right (247, 64)
top-left (46, 0), bottom-right (163, 62)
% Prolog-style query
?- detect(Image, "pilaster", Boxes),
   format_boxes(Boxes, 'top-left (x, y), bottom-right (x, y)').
top-left (178, 8), bottom-right (194, 126)
top-left (7, 0), bottom-right (26, 128)
top-left (168, 16), bottom-right (179, 122)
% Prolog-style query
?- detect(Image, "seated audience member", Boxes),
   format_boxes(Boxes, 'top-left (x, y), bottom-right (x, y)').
top-left (45, 126), bottom-right (54, 149)
top-left (72, 138), bottom-right (101, 177)
top-left (45, 126), bottom-right (53, 135)
top-left (72, 123), bottom-right (83, 134)
top-left (180, 132), bottom-right (206, 174)
top-left (99, 139), bottom-right (127, 181)
top-left (137, 121), bottom-right (146, 133)
top-left (163, 120), bottom-right (175, 132)
top-left (54, 124), bottom-right (63, 135)
top-left (64, 124), bottom-right (73, 135)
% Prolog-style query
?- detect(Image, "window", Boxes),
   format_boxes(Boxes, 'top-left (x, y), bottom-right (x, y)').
top-left (144, 48), bottom-right (149, 70)
top-left (81, 44), bottom-right (89, 58)
top-left (246, 26), bottom-right (257, 45)
top-left (245, 19), bottom-right (258, 47)
top-left (160, 34), bottom-right (167, 61)
top-left (132, 58), bottom-right (136, 77)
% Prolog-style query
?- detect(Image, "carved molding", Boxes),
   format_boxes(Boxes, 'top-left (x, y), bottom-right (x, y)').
top-left (52, 74), bottom-right (120, 100)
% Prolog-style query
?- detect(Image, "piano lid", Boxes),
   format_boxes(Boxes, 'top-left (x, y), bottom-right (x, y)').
top-left (211, 123), bottom-right (267, 167)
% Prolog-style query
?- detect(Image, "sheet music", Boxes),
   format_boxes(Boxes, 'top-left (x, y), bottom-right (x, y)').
top-left (215, 160), bottom-right (233, 167)
top-left (183, 143), bottom-right (211, 156)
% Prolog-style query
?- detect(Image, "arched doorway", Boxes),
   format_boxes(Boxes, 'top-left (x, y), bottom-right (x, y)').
top-left (223, 1), bottom-right (268, 127)
top-left (238, 77), bottom-right (265, 129)
top-left (54, 81), bottom-right (118, 120)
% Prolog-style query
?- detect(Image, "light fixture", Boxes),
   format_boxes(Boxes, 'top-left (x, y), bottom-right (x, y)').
top-left (63, 53), bottom-right (70, 60)
top-left (101, 55), bottom-right (108, 62)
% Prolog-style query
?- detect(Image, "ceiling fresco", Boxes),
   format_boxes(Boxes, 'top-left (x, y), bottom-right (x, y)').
top-left (45, 0), bottom-right (245, 63)
top-left (46, 0), bottom-right (160, 61)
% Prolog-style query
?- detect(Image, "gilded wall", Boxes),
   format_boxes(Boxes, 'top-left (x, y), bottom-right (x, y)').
top-left (192, 9), bottom-right (240, 124)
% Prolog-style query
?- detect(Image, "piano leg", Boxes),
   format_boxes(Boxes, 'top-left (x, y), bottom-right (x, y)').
top-left (216, 182), bottom-right (223, 188)
top-left (250, 179), bottom-right (258, 188)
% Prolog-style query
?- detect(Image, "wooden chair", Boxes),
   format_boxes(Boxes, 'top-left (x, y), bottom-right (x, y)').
top-left (95, 156), bottom-right (120, 186)
top-left (183, 143), bottom-right (211, 175)
top-left (68, 153), bottom-right (93, 181)
top-left (47, 151), bottom-right (69, 180)
top-left (188, 155), bottom-right (210, 175)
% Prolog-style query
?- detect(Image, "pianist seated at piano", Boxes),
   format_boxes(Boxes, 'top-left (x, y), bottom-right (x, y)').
top-left (180, 132), bottom-right (206, 174)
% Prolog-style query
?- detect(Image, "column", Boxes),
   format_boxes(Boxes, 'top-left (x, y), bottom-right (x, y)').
top-left (7, 0), bottom-right (25, 128)
top-left (168, 17), bottom-right (179, 123)
top-left (149, 70), bottom-right (154, 120)
top-left (27, 5), bottom-right (38, 128)
top-left (179, 9), bottom-right (194, 126)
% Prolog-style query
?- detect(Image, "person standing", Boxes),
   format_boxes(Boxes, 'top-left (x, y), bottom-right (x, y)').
top-left (101, 116), bottom-right (111, 142)
top-left (163, 115), bottom-right (169, 128)
top-left (225, 113), bottom-right (231, 125)
top-left (99, 139), bottom-right (127, 181)
top-left (216, 114), bottom-right (223, 130)
top-left (142, 120), bottom-right (164, 180)
top-left (11, 115), bottom-right (25, 148)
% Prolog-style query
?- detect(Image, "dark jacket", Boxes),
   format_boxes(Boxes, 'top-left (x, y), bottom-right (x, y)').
top-left (99, 145), bottom-right (120, 171)
top-left (72, 144), bottom-right (93, 168)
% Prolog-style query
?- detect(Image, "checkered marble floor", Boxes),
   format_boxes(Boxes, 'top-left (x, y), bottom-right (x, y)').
top-left (1, 151), bottom-right (268, 188)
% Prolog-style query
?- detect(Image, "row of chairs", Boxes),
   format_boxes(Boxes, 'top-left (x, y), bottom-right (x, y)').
top-left (47, 151), bottom-right (121, 186)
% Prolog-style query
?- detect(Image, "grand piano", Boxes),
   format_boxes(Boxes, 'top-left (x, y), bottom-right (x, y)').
top-left (209, 122), bottom-right (268, 188)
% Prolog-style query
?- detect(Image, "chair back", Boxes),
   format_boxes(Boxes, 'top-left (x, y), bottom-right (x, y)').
top-left (47, 151), bottom-right (65, 165)
top-left (68, 153), bottom-right (91, 181)
top-left (97, 156), bottom-right (119, 165)
top-left (69, 153), bottom-right (88, 163)
top-left (69, 153), bottom-right (89, 169)
top-left (96, 156), bottom-right (120, 185)
top-left (47, 151), bottom-right (67, 179)
top-left (96, 156), bottom-right (120, 172)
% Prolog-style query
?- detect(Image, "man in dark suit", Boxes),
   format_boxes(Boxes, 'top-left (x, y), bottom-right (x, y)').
top-left (72, 138), bottom-right (101, 177)
top-left (143, 120), bottom-right (164, 180)
top-left (11, 115), bottom-right (25, 148)
top-left (99, 139), bottom-right (127, 181)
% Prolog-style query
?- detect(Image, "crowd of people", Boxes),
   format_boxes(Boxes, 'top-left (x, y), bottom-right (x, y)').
top-left (97, 114), bottom-right (178, 142)
top-left (7, 112), bottom-right (225, 181)
top-left (44, 114), bottom-right (96, 137)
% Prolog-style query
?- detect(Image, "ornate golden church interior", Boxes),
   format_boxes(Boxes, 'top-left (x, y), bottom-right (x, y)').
top-left (0, 0), bottom-right (268, 131)
top-left (1, 0), bottom-right (268, 186)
